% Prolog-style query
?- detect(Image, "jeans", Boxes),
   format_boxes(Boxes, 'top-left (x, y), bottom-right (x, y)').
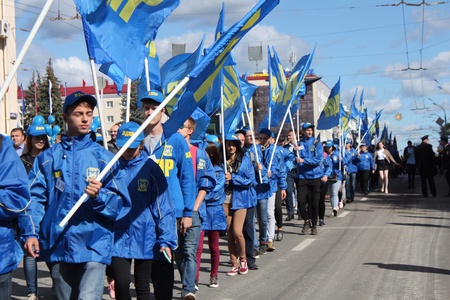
top-left (329, 180), bottom-right (341, 209)
top-left (255, 198), bottom-right (268, 244)
top-left (111, 257), bottom-right (153, 300)
top-left (267, 193), bottom-right (276, 241)
top-left (24, 254), bottom-right (38, 295)
top-left (345, 172), bottom-right (357, 201)
top-left (243, 206), bottom-right (256, 266)
top-left (285, 170), bottom-right (297, 217)
top-left (175, 211), bottom-right (201, 298)
top-left (49, 262), bottom-right (106, 300)
top-left (0, 271), bottom-right (12, 299)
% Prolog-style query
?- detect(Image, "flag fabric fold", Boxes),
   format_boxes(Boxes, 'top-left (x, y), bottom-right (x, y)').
top-left (317, 78), bottom-right (340, 130)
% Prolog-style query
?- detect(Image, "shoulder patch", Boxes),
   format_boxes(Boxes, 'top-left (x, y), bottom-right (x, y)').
top-left (163, 145), bottom-right (173, 157)
top-left (86, 167), bottom-right (100, 181)
top-left (198, 159), bottom-right (206, 170)
top-left (137, 179), bottom-right (149, 192)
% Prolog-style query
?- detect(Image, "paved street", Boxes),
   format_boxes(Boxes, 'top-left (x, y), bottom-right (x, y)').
top-left (12, 173), bottom-right (450, 300)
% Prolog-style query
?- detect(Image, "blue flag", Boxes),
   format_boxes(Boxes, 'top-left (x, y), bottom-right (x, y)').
top-left (224, 73), bottom-right (258, 134)
top-left (190, 107), bottom-right (211, 141)
top-left (317, 78), bottom-right (340, 130)
top-left (74, 0), bottom-right (179, 81)
top-left (340, 103), bottom-right (349, 133)
top-left (260, 46), bottom-right (316, 130)
top-left (99, 62), bottom-right (125, 94)
top-left (365, 109), bottom-right (383, 144)
top-left (136, 38), bottom-right (162, 108)
top-left (164, 0), bottom-right (280, 136)
top-left (267, 45), bottom-right (287, 126)
top-left (160, 36), bottom-right (205, 115)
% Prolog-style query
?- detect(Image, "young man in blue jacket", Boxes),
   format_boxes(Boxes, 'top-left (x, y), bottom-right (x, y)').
top-left (139, 91), bottom-right (197, 300)
top-left (0, 135), bottom-right (31, 299)
top-left (21, 91), bottom-right (131, 300)
top-left (296, 123), bottom-right (324, 235)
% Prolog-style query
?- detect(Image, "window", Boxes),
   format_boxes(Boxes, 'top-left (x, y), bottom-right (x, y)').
top-left (106, 101), bottom-right (113, 108)
top-left (107, 116), bottom-right (114, 123)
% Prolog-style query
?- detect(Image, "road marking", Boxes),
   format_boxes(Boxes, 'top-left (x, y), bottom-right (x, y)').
top-left (292, 238), bottom-right (315, 251)
top-left (360, 197), bottom-right (368, 201)
top-left (338, 211), bottom-right (350, 218)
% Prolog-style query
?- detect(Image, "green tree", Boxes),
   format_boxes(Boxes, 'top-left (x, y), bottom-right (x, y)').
top-left (121, 79), bottom-right (144, 124)
top-left (40, 58), bottom-right (64, 128)
top-left (23, 71), bottom-right (42, 129)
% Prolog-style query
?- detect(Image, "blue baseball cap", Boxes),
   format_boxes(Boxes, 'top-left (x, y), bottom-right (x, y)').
top-left (116, 122), bottom-right (144, 148)
top-left (63, 91), bottom-right (97, 113)
top-left (325, 140), bottom-right (333, 147)
top-left (139, 90), bottom-right (164, 104)
top-left (345, 140), bottom-right (352, 144)
top-left (27, 125), bottom-right (47, 137)
top-left (205, 134), bottom-right (220, 147)
top-left (302, 122), bottom-right (314, 130)
top-left (259, 128), bottom-right (272, 137)
top-left (225, 133), bottom-right (240, 141)
top-left (360, 142), bottom-right (367, 147)
top-left (95, 132), bottom-right (103, 143)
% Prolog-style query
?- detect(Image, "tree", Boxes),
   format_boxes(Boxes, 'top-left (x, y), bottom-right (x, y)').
top-left (121, 79), bottom-right (144, 124)
top-left (23, 71), bottom-right (41, 129)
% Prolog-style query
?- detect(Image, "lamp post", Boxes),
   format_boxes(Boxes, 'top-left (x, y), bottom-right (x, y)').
top-left (428, 98), bottom-right (448, 136)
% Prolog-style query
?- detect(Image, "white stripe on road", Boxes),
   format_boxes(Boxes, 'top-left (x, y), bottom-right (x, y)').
top-left (338, 211), bottom-right (350, 218)
top-left (360, 197), bottom-right (368, 201)
top-left (292, 238), bottom-right (315, 251)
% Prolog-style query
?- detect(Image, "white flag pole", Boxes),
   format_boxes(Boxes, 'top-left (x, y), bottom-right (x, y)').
top-left (59, 76), bottom-right (190, 227)
top-left (242, 96), bottom-right (263, 183)
top-left (144, 57), bottom-right (151, 92)
top-left (48, 80), bottom-right (53, 115)
top-left (89, 59), bottom-right (108, 149)
top-left (268, 102), bottom-right (292, 171)
top-left (220, 85), bottom-right (227, 174)
top-left (0, 0), bottom-right (55, 102)
top-left (126, 78), bottom-right (132, 122)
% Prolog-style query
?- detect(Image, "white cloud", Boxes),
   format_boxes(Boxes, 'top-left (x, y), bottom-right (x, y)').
top-left (53, 56), bottom-right (91, 87)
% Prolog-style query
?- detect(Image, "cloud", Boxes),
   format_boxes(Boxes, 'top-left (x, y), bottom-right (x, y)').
top-left (53, 57), bottom-right (91, 87)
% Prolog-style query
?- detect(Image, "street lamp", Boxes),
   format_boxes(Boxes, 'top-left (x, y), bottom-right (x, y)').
top-left (428, 98), bottom-right (448, 136)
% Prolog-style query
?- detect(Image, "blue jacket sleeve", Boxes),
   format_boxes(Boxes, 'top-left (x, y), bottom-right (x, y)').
top-left (303, 141), bottom-right (324, 166)
top-left (0, 138), bottom-right (30, 220)
top-left (231, 156), bottom-right (256, 187)
top-left (175, 135), bottom-right (196, 217)
top-left (195, 149), bottom-right (216, 192)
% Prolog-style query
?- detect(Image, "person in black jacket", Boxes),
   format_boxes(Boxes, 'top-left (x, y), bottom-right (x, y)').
top-left (414, 135), bottom-right (437, 197)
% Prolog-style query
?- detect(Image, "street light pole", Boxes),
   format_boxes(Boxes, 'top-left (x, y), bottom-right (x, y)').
top-left (428, 98), bottom-right (448, 136)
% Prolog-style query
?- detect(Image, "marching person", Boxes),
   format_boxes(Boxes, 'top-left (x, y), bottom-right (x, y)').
top-left (414, 135), bottom-right (437, 198)
top-left (374, 141), bottom-right (400, 194)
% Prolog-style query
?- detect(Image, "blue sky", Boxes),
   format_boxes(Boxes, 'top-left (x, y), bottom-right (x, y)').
top-left (13, 0), bottom-right (450, 151)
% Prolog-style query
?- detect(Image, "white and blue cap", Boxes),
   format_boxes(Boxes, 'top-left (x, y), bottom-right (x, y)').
top-left (63, 91), bottom-right (97, 113)
top-left (95, 132), bottom-right (103, 143)
top-left (325, 140), bottom-right (333, 148)
top-left (302, 122), bottom-right (315, 130)
top-left (225, 133), bottom-right (240, 141)
top-left (116, 122), bottom-right (144, 148)
top-left (27, 125), bottom-right (47, 136)
top-left (139, 90), bottom-right (164, 104)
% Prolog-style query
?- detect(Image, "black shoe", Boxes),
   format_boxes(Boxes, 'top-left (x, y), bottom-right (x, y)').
top-left (333, 209), bottom-right (338, 217)
top-left (259, 244), bottom-right (267, 255)
top-left (310, 226), bottom-right (317, 235)
top-left (319, 219), bottom-right (326, 226)
top-left (297, 215), bottom-right (302, 220)
top-left (248, 264), bottom-right (259, 270)
top-left (300, 221), bottom-right (311, 235)
top-left (285, 216), bottom-right (293, 221)
top-left (276, 230), bottom-right (283, 241)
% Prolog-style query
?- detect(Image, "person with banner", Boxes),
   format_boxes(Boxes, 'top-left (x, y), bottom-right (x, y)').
top-left (0, 135), bottom-right (31, 299)
top-left (20, 91), bottom-right (131, 300)
top-left (296, 123), bottom-right (324, 236)
top-left (111, 122), bottom-right (177, 300)
top-left (139, 90), bottom-right (197, 300)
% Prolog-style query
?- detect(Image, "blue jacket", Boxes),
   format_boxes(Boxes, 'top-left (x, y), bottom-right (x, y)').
top-left (145, 132), bottom-right (196, 218)
top-left (356, 150), bottom-right (375, 171)
top-left (282, 143), bottom-right (297, 172)
top-left (297, 136), bottom-right (324, 180)
top-left (190, 142), bottom-right (216, 224)
top-left (344, 147), bottom-right (358, 173)
top-left (261, 144), bottom-right (287, 193)
top-left (322, 154), bottom-right (332, 182)
top-left (0, 137), bottom-right (31, 274)
top-left (245, 144), bottom-right (269, 202)
top-left (113, 152), bottom-right (177, 260)
top-left (20, 134), bottom-right (131, 264)
top-left (226, 155), bottom-right (256, 210)
top-left (330, 151), bottom-right (343, 181)
top-left (202, 165), bottom-right (227, 231)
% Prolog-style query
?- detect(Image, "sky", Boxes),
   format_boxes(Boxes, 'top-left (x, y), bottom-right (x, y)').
top-left (11, 0), bottom-right (450, 151)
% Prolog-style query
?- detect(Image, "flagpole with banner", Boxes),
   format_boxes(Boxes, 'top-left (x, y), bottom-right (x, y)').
top-left (89, 59), bottom-right (108, 149)
top-left (220, 85), bottom-right (227, 174)
top-left (242, 96), bottom-right (263, 183)
top-left (126, 78), bottom-right (131, 122)
top-left (48, 80), bottom-right (53, 115)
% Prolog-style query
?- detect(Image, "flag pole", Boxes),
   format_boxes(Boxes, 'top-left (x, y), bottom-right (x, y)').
top-left (59, 76), bottom-right (191, 227)
top-left (126, 78), bottom-right (131, 122)
top-left (0, 0), bottom-right (55, 102)
top-left (268, 102), bottom-right (292, 171)
top-left (220, 85), bottom-right (227, 174)
top-left (288, 110), bottom-right (300, 158)
top-left (144, 57), bottom-right (151, 92)
top-left (242, 96), bottom-right (262, 182)
top-left (89, 59), bottom-right (108, 149)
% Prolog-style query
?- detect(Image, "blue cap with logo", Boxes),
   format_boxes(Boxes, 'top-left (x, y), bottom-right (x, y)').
top-left (259, 128), bottom-right (272, 137)
top-left (205, 134), bottom-right (220, 147)
top-left (325, 140), bottom-right (333, 147)
top-left (63, 91), bottom-right (97, 113)
top-left (302, 122), bottom-right (315, 130)
top-left (139, 90), bottom-right (164, 104)
top-left (225, 133), bottom-right (240, 141)
top-left (95, 132), bottom-right (103, 143)
top-left (27, 125), bottom-right (47, 137)
top-left (116, 122), bottom-right (144, 148)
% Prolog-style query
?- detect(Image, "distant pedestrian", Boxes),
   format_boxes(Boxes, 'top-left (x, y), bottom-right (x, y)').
top-left (414, 135), bottom-right (437, 197)
top-left (374, 141), bottom-right (400, 194)
top-left (344, 140), bottom-right (358, 203)
top-left (356, 143), bottom-right (375, 195)
top-left (403, 141), bottom-right (416, 189)
top-left (107, 124), bottom-right (120, 154)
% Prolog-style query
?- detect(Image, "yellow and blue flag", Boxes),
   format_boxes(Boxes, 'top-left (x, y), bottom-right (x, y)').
top-left (164, 0), bottom-right (279, 136)
top-left (317, 78), bottom-right (341, 130)
top-left (260, 46), bottom-right (316, 130)
top-left (136, 38), bottom-right (162, 108)
top-left (366, 109), bottom-right (383, 144)
top-left (74, 0), bottom-right (179, 81)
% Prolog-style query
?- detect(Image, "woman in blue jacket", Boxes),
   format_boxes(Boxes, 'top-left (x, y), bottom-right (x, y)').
top-left (195, 141), bottom-right (226, 288)
top-left (325, 141), bottom-right (344, 216)
top-left (111, 122), bottom-right (177, 300)
top-left (223, 134), bottom-right (256, 277)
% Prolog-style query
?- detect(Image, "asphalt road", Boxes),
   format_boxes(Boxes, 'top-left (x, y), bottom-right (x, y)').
top-left (11, 173), bottom-right (450, 300)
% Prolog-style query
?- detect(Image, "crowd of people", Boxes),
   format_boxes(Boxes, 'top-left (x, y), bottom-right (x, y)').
top-left (1, 90), bottom-right (450, 300)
